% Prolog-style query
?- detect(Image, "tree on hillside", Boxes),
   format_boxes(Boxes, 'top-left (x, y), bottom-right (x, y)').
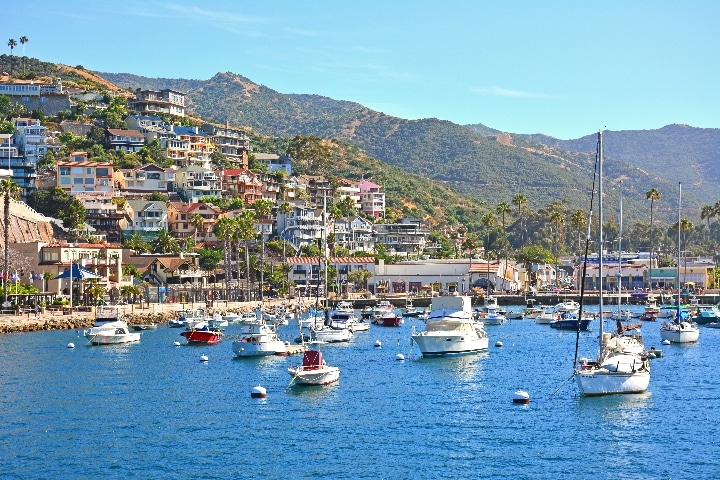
top-left (287, 135), bottom-right (331, 175)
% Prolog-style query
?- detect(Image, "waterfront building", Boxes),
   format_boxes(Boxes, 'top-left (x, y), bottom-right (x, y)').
top-left (373, 218), bottom-right (429, 258)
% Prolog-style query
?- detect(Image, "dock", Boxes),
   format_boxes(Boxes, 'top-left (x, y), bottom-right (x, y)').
top-left (279, 343), bottom-right (306, 356)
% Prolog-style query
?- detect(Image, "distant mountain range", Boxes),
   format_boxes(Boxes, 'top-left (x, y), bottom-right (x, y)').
top-left (95, 71), bottom-right (720, 225)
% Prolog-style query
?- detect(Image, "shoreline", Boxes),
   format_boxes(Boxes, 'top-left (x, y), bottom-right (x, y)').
top-left (0, 298), bottom-right (295, 334)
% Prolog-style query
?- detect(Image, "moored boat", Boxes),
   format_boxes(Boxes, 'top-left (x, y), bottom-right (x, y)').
top-left (84, 320), bottom-right (141, 345)
top-left (288, 349), bottom-right (340, 386)
top-left (411, 294), bottom-right (489, 356)
top-left (232, 322), bottom-right (286, 357)
top-left (574, 132), bottom-right (650, 396)
top-left (180, 322), bottom-right (224, 344)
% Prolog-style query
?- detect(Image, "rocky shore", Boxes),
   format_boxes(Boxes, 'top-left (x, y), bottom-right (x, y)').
top-left (0, 300), bottom-right (292, 334)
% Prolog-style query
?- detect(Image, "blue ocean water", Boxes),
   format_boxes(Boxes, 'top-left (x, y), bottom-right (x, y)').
top-left (2, 306), bottom-right (719, 480)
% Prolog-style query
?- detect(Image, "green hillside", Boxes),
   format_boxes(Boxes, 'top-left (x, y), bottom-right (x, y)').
top-left (94, 70), bottom-right (717, 226)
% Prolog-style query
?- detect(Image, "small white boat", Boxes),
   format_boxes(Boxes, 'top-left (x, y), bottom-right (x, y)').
top-left (311, 324), bottom-right (353, 343)
top-left (232, 322), bottom-right (286, 357)
top-left (84, 321), bottom-right (141, 345)
top-left (534, 306), bottom-right (557, 324)
top-left (288, 349), bottom-right (340, 386)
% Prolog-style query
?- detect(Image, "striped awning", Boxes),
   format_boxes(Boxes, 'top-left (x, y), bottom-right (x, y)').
top-left (287, 257), bottom-right (375, 264)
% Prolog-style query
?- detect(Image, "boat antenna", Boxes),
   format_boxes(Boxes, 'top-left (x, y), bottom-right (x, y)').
top-left (573, 131), bottom-right (601, 370)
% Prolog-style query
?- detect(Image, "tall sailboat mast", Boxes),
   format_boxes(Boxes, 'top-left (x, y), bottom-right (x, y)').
top-left (677, 182), bottom-right (682, 319)
top-left (618, 181), bottom-right (623, 314)
top-left (598, 130), bottom-right (604, 347)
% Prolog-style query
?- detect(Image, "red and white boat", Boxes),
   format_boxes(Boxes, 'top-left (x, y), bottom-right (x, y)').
top-left (180, 322), bottom-right (224, 344)
top-left (288, 349), bottom-right (340, 386)
top-left (372, 300), bottom-right (402, 327)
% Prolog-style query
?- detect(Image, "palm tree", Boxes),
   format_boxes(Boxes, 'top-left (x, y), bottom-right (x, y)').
top-left (19, 36), bottom-right (28, 74)
top-left (42, 271), bottom-right (54, 294)
top-left (189, 213), bottom-right (204, 243)
top-left (253, 199), bottom-right (274, 302)
top-left (701, 205), bottom-right (714, 242)
top-left (481, 213), bottom-right (495, 293)
top-left (123, 232), bottom-right (151, 254)
top-left (152, 228), bottom-right (180, 254)
top-left (646, 188), bottom-right (662, 290)
top-left (235, 211), bottom-right (257, 301)
top-left (7, 39), bottom-right (17, 76)
top-left (214, 216), bottom-right (236, 294)
top-left (512, 193), bottom-right (527, 245)
top-left (570, 209), bottom-right (587, 251)
top-left (1, 179), bottom-right (21, 301)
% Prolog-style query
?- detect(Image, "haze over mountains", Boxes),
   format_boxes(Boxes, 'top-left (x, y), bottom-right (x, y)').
top-left (98, 71), bottom-right (720, 225)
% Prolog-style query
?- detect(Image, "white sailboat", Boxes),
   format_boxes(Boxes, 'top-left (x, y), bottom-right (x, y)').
top-left (574, 131), bottom-right (650, 396)
top-left (660, 182), bottom-right (700, 343)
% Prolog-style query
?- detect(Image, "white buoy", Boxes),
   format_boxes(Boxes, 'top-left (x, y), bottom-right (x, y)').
top-left (374, 340), bottom-right (382, 348)
top-left (251, 385), bottom-right (267, 398)
top-left (495, 341), bottom-right (503, 347)
top-left (662, 339), bottom-right (671, 345)
top-left (200, 354), bottom-right (209, 362)
top-left (512, 390), bottom-right (530, 404)
top-left (173, 341), bottom-right (181, 346)
top-left (395, 353), bottom-right (405, 361)
top-left (67, 342), bottom-right (75, 349)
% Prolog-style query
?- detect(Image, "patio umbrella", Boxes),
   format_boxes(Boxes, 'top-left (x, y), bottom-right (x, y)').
top-left (53, 264), bottom-right (102, 280)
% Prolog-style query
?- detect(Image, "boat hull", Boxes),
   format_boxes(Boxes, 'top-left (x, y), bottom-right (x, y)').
top-left (411, 333), bottom-right (489, 356)
top-left (288, 366), bottom-right (340, 385)
top-left (373, 315), bottom-right (402, 327)
top-left (575, 352), bottom-right (650, 395)
top-left (575, 370), bottom-right (650, 396)
top-left (232, 340), bottom-right (286, 357)
top-left (549, 319), bottom-right (592, 331)
top-left (180, 330), bottom-right (223, 344)
top-left (86, 333), bottom-right (141, 345)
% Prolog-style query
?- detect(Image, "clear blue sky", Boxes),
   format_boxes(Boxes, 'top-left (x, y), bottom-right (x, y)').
top-left (5, 0), bottom-right (719, 139)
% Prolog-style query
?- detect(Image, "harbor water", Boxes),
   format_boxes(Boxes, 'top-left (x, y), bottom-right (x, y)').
top-left (2, 305), bottom-right (719, 479)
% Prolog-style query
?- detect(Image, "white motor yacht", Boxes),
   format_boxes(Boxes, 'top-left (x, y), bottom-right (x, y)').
top-left (411, 294), bottom-right (488, 356)
top-left (84, 320), bottom-right (141, 345)
top-left (232, 322), bottom-right (286, 357)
